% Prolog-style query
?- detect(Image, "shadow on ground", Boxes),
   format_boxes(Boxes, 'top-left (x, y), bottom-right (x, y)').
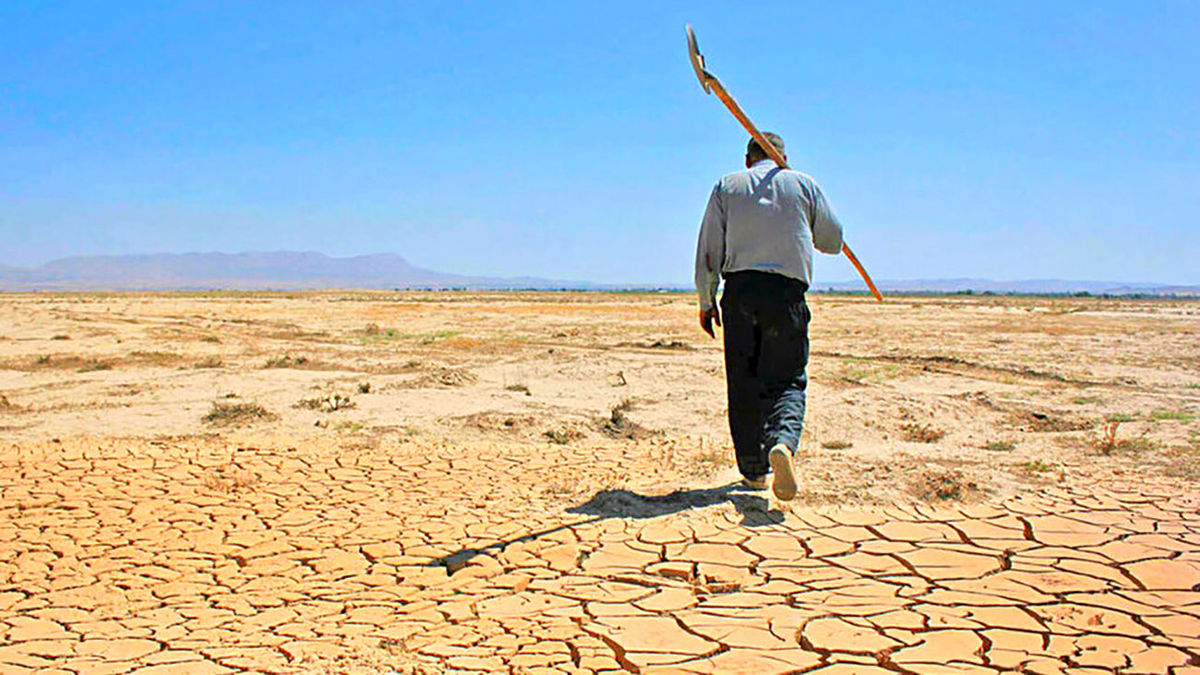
top-left (567, 482), bottom-right (784, 526)
top-left (434, 482), bottom-right (782, 572)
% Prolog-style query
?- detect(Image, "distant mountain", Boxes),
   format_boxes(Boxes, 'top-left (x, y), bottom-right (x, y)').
top-left (817, 277), bottom-right (1200, 297)
top-left (0, 253), bottom-right (1196, 296)
top-left (0, 252), bottom-right (603, 291)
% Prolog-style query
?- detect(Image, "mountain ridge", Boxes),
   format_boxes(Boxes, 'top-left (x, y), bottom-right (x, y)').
top-left (0, 252), bottom-right (1196, 296)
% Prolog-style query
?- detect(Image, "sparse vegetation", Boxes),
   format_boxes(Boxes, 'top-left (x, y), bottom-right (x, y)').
top-left (129, 350), bottom-right (181, 366)
top-left (76, 359), bottom-right (113, 373)
top-left (1106, 412), bottom-right (1136, 423)
top-left (544, 427), bottom-right (584, 444)
top-left (357, 382), bottom-right (371, 394)
top-left (600, 399), bottom-right (655, 440)
top-left (986, 440), bottom-right (1016, 452)
top-left (202, 464), bottom-right (259, 492)
top-left (51, 334), bottom-right (70, 341)
top-left (194, 356), bottom-right (223, 369)
top-left (821, 440), bottom-right (853, 450)
top-left (689, 446), bottom-right (726, 475)
top-left (1072, 395), bottom-right (1103, 405)
top-left (839, 358), bottom-right (901, 384)
top-left (900, 422), bottom-right (945, 443)
top-left (1092, 421), bottom-right (1159, 455)
top-left (295, 394), bottom-right (355, 412)
top-left (199, 335), bottom-right (221, 343)
top-left (264, 354), bottom-right (309, 368)
top-left (506, 383), bottom-right (532, 396)
top-left (910, 468), bottom-right (983, 501)
top-left (1021, 459), bottom-right (1055, 474)
top-left (203, 401), bottom-right (274, 426)
top-left (1149, 409), bottom-right (1194, 423)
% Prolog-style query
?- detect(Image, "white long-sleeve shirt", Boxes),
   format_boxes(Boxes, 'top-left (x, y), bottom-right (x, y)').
top-left (694, 160), bottom-right (844, 310)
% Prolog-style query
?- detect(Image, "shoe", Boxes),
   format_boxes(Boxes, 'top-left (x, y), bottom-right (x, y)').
top-left (769, 444), bottom-right (798, 501)
top-left (741, 475), bottom-right (768, 490)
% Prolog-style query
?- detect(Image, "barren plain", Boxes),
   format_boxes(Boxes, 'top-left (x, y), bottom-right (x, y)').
top-left (1, 291), bottom-right (1198, 674)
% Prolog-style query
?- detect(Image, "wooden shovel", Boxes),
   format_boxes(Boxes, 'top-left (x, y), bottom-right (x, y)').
top-left (687, 25), bottom-right (883, 302)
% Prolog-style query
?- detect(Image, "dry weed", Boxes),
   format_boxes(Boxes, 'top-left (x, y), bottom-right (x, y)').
top-left (296, 394), bottom-right (355, 412)
top-left (263, 354), bottom-right (310, 368)
top-left (900, 422), bottom-right (945, 443)
top-left (600, 399), bottom-right (656, 440)
top-left (203, 401), bottom-right (275, 426)
top-left (1092, 421), bottom-right (1157, 455)
top-left (194, 356), bottom-right (223, 369)
top-left (202, 465), bottom-right (259, 492)
top-left (544, 427), bottom-right (584, 444)
top-left (76, 359), bottom-right (113, 373)
top-left (910, 467), bottom-right (983, 501)
top-left (461, 412), bottom-right (534, 432)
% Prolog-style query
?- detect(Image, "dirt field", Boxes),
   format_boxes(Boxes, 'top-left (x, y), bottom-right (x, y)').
top-left (1, 291), bottom-right (1198, 674)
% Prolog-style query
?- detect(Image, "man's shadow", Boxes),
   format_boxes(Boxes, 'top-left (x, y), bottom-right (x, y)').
top-left (434, 482), bottom-right (783, 572)
top-left (566, 481), bottom-right (784, 526)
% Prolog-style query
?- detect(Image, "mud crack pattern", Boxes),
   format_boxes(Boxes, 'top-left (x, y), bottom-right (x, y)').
top-left (1, 437), bottom-right (1199, 674)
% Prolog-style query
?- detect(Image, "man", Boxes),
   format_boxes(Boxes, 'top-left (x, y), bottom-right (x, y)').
top-left (694, 133), bottom-right (843, 501)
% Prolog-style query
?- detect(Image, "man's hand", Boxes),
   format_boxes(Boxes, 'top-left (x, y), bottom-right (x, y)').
top-left (699, 306), bottom-right (721, 339)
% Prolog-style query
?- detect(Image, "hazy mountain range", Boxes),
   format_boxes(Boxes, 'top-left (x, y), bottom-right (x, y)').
top-left (0, 252), bottom-right (1196, 296)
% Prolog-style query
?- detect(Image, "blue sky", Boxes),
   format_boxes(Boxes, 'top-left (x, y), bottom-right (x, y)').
top-left (2, 1), bottom-right (1197, 285)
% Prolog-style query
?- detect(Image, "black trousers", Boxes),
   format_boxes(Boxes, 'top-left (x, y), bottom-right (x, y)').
top-left (720, 271), bottom-right (811, 478)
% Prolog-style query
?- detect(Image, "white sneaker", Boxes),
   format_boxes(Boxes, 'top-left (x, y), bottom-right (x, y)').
top-left (769, 444), bottom-right (797, 501)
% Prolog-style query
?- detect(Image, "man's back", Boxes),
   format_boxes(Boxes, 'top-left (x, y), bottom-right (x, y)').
top-left (695, 159), bottom-right (843, 311)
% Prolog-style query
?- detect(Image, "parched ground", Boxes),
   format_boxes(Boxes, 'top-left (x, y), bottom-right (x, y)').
top-left (1, 291), bottom-right (1198, 674)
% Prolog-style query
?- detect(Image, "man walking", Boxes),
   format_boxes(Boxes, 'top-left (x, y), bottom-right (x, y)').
top-left (695, 133), bottom-right (844, 501)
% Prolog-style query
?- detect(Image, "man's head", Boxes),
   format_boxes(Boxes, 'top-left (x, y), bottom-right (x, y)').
top-left (745, 132), bottom-right (786, 167)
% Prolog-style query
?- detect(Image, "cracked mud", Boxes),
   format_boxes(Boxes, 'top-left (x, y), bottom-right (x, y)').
top-left (1, 292), bottom-right (1198, 673)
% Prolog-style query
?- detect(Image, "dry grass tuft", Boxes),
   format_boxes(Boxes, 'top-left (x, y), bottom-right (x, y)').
top-left (821, 440), bottom-right (853, 450)
top-left (986, 440), bottom-right (1016, 452)
top-left (600, 399), bottom-right (656, 440)
top-left (408, 368), bottom-right (476, 388)
top-left (203, 401), bottom-right (275, 426)
top-left (689, 445), bottom-right (727, 475)
top-left (202, 464), bottom-right (259, 492)
top-left (76, 359), bottom-right (113, 373)
top-left (900, 422), bottom-right (946, 443)
top-left (544, 426), bottom-right (584, 444)
top-left (263, 354), bottom-right (310, 368)
top-left (910, 467), bottom-right (984, 501)
top-left (194, 356), bottom-right (223, 369)
top-left (1149, 409), bottom-right (1195, 423)
top-left (129, 350), bottom-right (182, 366)
top-left (296, 394), bottom-right (355, 412)
top-left (505, 383), bottom-right (532, 396)
top-left (461, 411), bottom-right (534, 432)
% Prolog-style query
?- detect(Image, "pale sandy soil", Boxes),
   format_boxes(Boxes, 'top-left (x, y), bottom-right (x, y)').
top-left (1, 291), bottom-right (1198, 673)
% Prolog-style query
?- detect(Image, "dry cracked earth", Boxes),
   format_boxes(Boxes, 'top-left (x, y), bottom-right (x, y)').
top-left (1, 291), bottom-right (1199, 674)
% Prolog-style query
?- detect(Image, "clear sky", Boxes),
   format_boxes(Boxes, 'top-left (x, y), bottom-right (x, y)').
top-left (2, 1), bottom-right (1197, 285)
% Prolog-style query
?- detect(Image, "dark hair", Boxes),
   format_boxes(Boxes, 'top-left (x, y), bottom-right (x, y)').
top-left (747, 132), bottom-right (785, 161)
